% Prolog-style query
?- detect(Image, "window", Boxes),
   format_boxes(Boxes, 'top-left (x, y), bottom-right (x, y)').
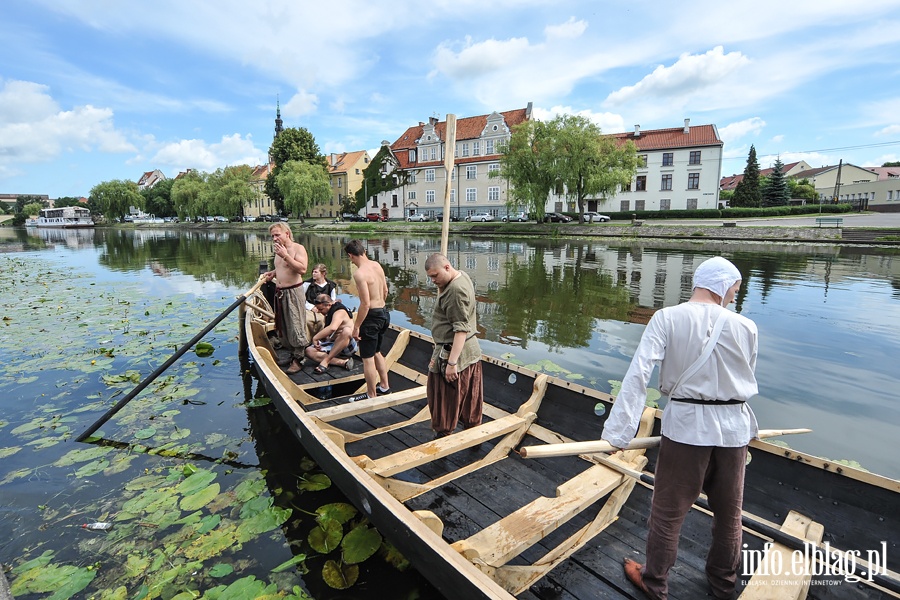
top-left (466, 256), bottom-right (477, 270)
top-left (889, 190), bottom-right (894, 200)
top-left (473, 141), bottom-right (480, 156)
top-left (660, 199), bottom-right (671, 210)
top-left (488, 163), bottom-right (500, 176)
top-left (466, 188), bottom-right (477, 202)
top-left (639, 155), bottom-right (648, 168)
top-left (392, 194), bottom-right (398, 207)
top-left (662, 153), bottom-right (674, 166)
top-left (409, 150), bottom-right (416, 162)
top-left (408, 191), bottom-right (416, 200)
top-left (461, 143), bottom-right (469, 157)
top-left (450, 189), bottom-right (456, 203)
top-left (661, 174), bottom-right (672, 191)
top-left (686, 198), bottom-right (698, 210)
top-left (635, 200), bottom-right (645, 211)
top-left (356, 168), bottom-right (360, 174)
top-left (635, 175), bottom-right (647, 191)
top-left (466, 165), bottom-right (477, 180)
top-left (430, 148), bottom-right (436, 161)
top-left (620, 200), bottom-right (630, 212)
top-left (337, 177), bottom-right (342, 188)
top-left (426, 190), bottom-right (435, 203)
top-left (408, 172), bottom-right (417, 183)
top-left (486, 139), bottom-right (494, 154)
top-left (688, 173), bottom-right (700, 189)
top-left (689, 151), bottom-right (701, 165)
top-left (425, 169), bottom-right (435, 182)
top-left (488, 186), bottom-right (500, 201)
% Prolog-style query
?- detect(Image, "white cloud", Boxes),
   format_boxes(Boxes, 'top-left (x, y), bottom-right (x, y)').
top-left (283, 90), bottom-right (319, 117)
top-left (604, 46), bottom-right (750, 107)
top-left (875, 124), bottom-right (900, 137)
top-left (532, 105), bottom-right (625, 134)
top-left (149, 134), bottom-right (264, 171)
top-left (719, 118), bottom-right (766, 145)
top-left (0, 79), bottom-right (135, 177)
top-left (544, 17), bottom-right (587, 41)
top-left (771, 134), bottom-right (784, 143)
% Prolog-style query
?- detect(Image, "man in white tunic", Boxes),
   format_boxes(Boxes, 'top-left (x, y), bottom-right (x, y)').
top-left (602, 256), bottom-right (759, 600)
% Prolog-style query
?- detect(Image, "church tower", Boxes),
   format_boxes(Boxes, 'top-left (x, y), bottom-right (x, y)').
top-left (274, 96), bottom-right (284, 140)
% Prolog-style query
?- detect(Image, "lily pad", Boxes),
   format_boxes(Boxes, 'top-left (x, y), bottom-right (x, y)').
top-left (271, 553), bottom-right (308, 574)
top-left (341, 524), bottom-right (382, 564)
top-left (297, 473), bottom-right (331, 492)
top-left (134, 427), bottom-right (157, 440)
top-left (176, 468), bottom-right (217, 496)
top-left (208, 563), bottom-right (234, 578)
top-left (194, 342), bottom-right (214, 357)
top-left (315, 502), bottom-right (357, 525)
top-left (308, 518), bottom-right (343, 554)
top-left (178, 483), bottom-right (220, 512)
top-left (322, 560), bottom-right (358, 590)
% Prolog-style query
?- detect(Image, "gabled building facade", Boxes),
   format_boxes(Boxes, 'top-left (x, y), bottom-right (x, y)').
top-left (720, 160), bottom-right (813, 192)
top-left (371, 104), bottom-right (533, 220)
top-left (591, 120), bottom-right (724, 213)
top-left (137, 169), bottom-right (166, 190)
top-left (314, 151), bottom-right (371, 218)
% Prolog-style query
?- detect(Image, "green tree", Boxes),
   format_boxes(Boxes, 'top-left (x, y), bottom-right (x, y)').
top-left (882, 161), bottom-right (900, 167)
top-left (275, 160), bottom-right (331, 221)
top-left (788, 178), bottom-right (817, 202)
top-left (14, 195), bottom-right (46, 214)
top-left (497, 120), bottom-right (557, 221)
top-left (266, 127), bottom-right (325, 215)
top-left (551, 115), bottom-right (639, 219)
top-left (171, 171), bottom-right (209, 220)
top-left (89, 180), bottom-right (143, 221)
top-left (732, 145), bottom-right (762, 208)
top-left (22, 202), bottom-right (43, 216)
top-left (141, 178), bottom-right (176, 217)
top-left (54, 196), bottom-right (83, 208)
top-left (355, 147), bottom-right (408, 213)
top-left (762, 157), bottom-right (790, 206)
top-left (207, 165), bottom-right (255, 218)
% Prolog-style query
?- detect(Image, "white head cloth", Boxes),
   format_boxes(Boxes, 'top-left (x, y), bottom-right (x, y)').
top-left (693, 257), bottom-right (742, 304)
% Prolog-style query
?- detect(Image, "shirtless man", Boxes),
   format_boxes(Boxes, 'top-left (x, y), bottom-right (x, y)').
top-left (345, 239), bottom-right (390, 400)
top-left (263, 222), bottom-right (308, 373)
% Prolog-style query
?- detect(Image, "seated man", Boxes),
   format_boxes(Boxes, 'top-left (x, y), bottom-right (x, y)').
top-left (302, 263), bottom-right (338, 342)
top-left (304, 294), bottom-right (357, 373)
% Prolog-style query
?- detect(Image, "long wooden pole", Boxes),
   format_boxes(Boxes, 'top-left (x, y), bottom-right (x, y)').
top-left (518, 428), bottom-right (812, 459)
top-left (75, 275), bottom-right (268, 442)
top-left (440, 114), bottom-right (457, 257)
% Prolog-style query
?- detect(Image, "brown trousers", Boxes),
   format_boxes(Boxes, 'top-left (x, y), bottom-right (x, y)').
top-left (426, 361), bottom-right (483, 436)
top-left (642, 436), bottom-right (747, 600)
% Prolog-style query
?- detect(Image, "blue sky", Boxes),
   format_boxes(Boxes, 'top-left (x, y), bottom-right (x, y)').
top-left (3, 0), bottom-right (900, 198)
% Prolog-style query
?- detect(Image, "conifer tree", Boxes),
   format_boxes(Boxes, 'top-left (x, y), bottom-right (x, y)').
top-left (763, 157), bottom-right (790, 206)
top-left (732, 145), bottom-right (761, 208)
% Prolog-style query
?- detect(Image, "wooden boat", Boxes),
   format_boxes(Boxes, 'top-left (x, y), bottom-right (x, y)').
top-left (241, 292), bottom-right (900, 600)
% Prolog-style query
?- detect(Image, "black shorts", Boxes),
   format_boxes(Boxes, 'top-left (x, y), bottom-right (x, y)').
top-left (358, 308), bottom-right (389, 359)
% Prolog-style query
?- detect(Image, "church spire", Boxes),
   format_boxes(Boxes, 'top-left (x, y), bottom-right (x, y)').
top-left (274, 95), bottom-right (284, 139)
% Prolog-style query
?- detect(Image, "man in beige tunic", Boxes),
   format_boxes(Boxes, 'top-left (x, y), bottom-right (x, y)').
top-left (263, 222), bottom-right (308, 373)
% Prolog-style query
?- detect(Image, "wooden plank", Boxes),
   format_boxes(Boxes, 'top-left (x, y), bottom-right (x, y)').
top-left (309, 386), bottom-right (427, 422)
top-left (369, 413), bottom-right (527, 477)
top-left (255, 346), bottom-right (327, 406)
top-left (739, 510), bottom-right (824, 600)
top-left (452, 462), bottom-right (628, 568)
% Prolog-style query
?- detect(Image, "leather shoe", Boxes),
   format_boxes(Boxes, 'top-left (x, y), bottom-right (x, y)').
top-left (624, 558), bottom-right (652, 598)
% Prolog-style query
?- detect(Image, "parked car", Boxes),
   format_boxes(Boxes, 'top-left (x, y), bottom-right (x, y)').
top-left (582, 212), bottom-right (611, 223)
top-left (435, 213), bottom-right (459, 222)
top-left (543, 212), bottom-right (572, 223)
top-left (465, 212), bottom-right (495, 222)
top-left (163, 216), bottom-right (179, 223)
top-left (341, 213), bottom-right (366, 222)
top-left (213, 216), bottom-right (227, 222)
top-left (366, 213), bottom-right (385, 222)
top-left (502, 211), bottom-right (528, 222)
top-left (407, 213), bottom-right (430, 222)
top-left (241, 215), bottom-right (255, 222)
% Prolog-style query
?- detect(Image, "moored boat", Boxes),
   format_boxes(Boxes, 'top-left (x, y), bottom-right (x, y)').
top-left (37, 206), bottom-right (94, 228)
top-left (242, 291), bottom-right (900, 599)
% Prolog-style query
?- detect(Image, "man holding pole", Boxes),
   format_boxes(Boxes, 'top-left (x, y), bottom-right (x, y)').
top-left (601, 256), bottom-right (759, 600)
top-left (263, 222), bottom-right (308, 374)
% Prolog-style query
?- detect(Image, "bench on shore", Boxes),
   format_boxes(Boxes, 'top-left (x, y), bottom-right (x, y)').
top-left (815, 217), bottom-right (843, 228)
top-left (723, 221), bottom-right (737, 227)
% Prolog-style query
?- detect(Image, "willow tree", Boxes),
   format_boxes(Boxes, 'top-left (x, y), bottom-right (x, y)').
top-left (265, 127), bottom-right (325, 214)
top-left (89, 179), bottom-right (143, 221)
top-left (496, 120), bottom-right (557, 221)
top-left (207, 165), bottom-right (255, 217)
top-left (275, 160), bottom-right (331, 221)
top-left (171, 171), bottom-right (208, 220)
top-left (552, 114), bottom-right (639, 219)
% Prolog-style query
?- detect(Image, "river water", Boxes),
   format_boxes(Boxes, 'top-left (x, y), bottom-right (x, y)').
top-left (1, 225), bottom-right (898, 598)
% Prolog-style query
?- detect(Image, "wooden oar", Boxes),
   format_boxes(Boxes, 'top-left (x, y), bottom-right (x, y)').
top-left (518, 428), bottom-right (812, 459)
top-left (75, 275), bottom-right (268, 442)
